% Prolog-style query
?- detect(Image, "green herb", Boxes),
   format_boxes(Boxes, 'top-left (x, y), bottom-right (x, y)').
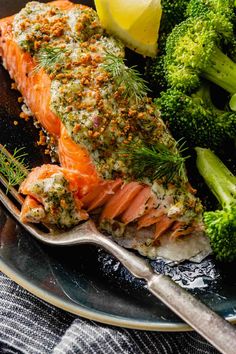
top-left (0, 146), bottom-right (29, 191)
top-left (121, 140), bottom-right (189, 182)
top-left (34, 46), bottom-right (68, 72)
top-left (103, 52), bottom-right (149, 103)
top-left (19, 39), bottom-right (34, 53)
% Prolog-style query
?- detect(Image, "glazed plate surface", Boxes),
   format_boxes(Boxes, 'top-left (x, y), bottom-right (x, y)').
top-left (0, 0), bottom-right (236, 331)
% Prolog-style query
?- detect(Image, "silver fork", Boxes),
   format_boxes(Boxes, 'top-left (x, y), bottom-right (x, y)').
top-left (1, 149), bottom-right (236, 354)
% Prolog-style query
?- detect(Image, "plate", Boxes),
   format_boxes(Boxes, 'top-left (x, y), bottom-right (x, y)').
top-left (1, 0), bottom-right (236, 331)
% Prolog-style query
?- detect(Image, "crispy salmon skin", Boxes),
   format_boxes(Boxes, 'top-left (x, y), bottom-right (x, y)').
top-left (0, 1), bottom-right (211, 262)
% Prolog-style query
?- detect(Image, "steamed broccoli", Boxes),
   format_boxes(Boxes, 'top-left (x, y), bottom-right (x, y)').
top-left (155, 84), bottom-right (236, 151)
top-left (186, 0), bottom-right (235, 21)
top-left (186, 0), bottom-right (236, 60)
top-left (145, 0), bottom-right (189, 95)
top-left (159, 0), bottom-right (190, 48)
top-left (145, 55), bottom-right (167, 94)
top-left (196, 148), bottom-right (236, 261)
top-left (164, 13), bottom-right (236, 94)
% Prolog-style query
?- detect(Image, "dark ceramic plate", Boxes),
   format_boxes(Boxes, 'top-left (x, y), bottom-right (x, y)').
top-left (1, 0), bottom-right (236, 331)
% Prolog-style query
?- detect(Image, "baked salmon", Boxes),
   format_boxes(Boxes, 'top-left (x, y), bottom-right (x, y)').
top-left (20, 164), bottom-right (88, 226)
top-left (0, 1), bottom-right (211, 261)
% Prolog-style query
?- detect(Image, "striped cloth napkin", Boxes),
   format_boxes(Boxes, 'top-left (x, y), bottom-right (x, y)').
top-left (0, 272), bottom-right (220, 354)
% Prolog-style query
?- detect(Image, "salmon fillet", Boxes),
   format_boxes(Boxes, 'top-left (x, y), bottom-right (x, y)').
top-left (0, 1), bottom-right (211, 262)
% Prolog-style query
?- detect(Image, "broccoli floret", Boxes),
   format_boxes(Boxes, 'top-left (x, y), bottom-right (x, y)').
top-left (145, 0), bottom-right (189, 95)
top-left (155, 84), bottom-right (236, 151)
top-left (164, 14), bottom-right (236, 94)
top-left (186, 0), bottom-right (235, 21)
top-left (145, 55), bottom-right (167, 95)
top-left (196, 148), bottom-right (236, 261)
top-left (159, 0), bottom-right (190, 44)
top-left (186, 0), bottom-right (236, 58)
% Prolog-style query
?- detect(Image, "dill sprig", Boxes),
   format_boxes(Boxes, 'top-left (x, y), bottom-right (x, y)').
top-left (103, 52), bottom-right (149, 103)
top-left (121, 140), bottom-right (190, 182)
top-left (0, 146), bottom-right (29, 191)
top-left (19, 39), bottom-right (34, 53)
top-left (34, 46), bottom-right (68, 72)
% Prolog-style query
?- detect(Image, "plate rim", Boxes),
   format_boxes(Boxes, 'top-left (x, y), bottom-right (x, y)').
top-left (1, 258), bottom-right (236, 331)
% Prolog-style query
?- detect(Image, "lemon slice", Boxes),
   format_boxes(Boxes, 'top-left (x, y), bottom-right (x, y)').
top-left (94, 0), bottom-right (162, 57)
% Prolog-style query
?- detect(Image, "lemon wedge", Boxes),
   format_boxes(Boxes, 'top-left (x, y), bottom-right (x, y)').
top-left (94, 0), bottom-right (162, 57)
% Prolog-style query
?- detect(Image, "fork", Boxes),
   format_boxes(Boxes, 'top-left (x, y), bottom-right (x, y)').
top-left (1, 148), bottom-right (236, 354)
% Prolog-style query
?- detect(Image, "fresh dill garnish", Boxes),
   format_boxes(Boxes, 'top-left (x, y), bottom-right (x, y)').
top-left (103, 52), bottom-right (149, 103)
top-left (19, 39), bottom-right (34, 53)
top-left (34, 46), bottom-right (68, 72)
top-left (0, 146), bottom-right (29, 191)
top-left (121, 140), bottom-right (189, 182)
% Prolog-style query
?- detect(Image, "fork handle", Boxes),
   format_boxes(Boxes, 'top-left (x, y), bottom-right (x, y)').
top-left (147, 274), bottom-right (236, 354)
top-left (85, 228), bottom-right (236, 354)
